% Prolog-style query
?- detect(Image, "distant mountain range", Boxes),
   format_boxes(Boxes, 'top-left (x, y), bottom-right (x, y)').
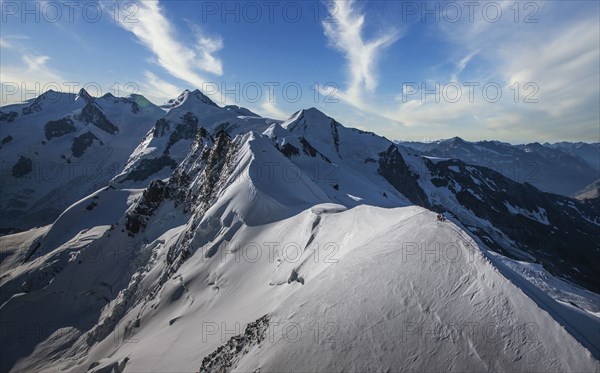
top-left (397, 138), bottom-right (599, 197)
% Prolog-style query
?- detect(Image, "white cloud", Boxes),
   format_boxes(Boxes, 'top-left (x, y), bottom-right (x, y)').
top-left (499, 18), bottom-right (599, 118)
top-left (257, 99), bottom-right (288, 120)
top-left (0, 39), bottom-right (12, 49)
top-left (323, 0), bottom-right (401, 107)
top-left (108, 0), bottom-right (224, 95)
top-left (141, 71), bottom-right (182, 104)
top-left (316, 1), bottom-right (598, 142)
top-left (1, 53), bottom-right (66, 103)
top-left (196, 36), bottom-right (224, 76)
top-left (0, 34), bottom-right (30, 50)
top-left (376, 1), bottom-right (600, 142)
top-left (450, 50), bottom-right (479, 82)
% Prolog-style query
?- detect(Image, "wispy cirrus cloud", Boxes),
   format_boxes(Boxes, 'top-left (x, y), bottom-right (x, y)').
top-left (322, 0), bottom-right (401, 108)
top-left (399, 1), bottom-right (600, 141)
top-left (107, 0), bottom-right (224, 97)
top-left (0, 38), bottom-right (13, 49)
top-left (258, 98), bottom-right (288, 120)
top-left (141, 71), bottom-right (183, 104)
top-left (336, 1), bottom-right (600, 143)
top-left (1, 51), bottom-right (67, 103)
top-left (0, 34), bottom-right (29, 51)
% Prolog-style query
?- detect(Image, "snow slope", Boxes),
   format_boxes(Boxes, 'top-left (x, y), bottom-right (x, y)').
top-left (4, 200), bottom-right (598, 372)
top-left (1, 91), bottom-right (599, 372)
top-left (113, 89), bottom-right (280, 185)
top-left (0, 89), bottom-right (164, 232)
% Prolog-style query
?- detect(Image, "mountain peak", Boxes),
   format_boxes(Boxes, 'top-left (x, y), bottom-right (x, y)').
top-left (283, 107), bottom-right (332, 130)
top-left (76, 88), bottom-right (95, 104)
top-left (184, 88), bottom-right (219, 107)
top-left (300, 107), bottom-right (329, 118)
top-left (448, 136), bottom-right (467, 144)
top-left (36, 89), bottom-right (77, 103)
top-left (163, 89), bottom-right (219, 110)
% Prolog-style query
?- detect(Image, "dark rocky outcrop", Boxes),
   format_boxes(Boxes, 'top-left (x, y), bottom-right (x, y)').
top-left (330, 118), bottom-right (341, 156)
top-left (71, 131), bottom-right (100, 157)
top-left (165, 112), bottom-right (200, 154)
top-left (44, 117), bottom-right (76, 140)
top-left (125, 180), bottom-right (170, 235)
top-left (125, 155), bottom-right (177, 182)
top-left (377, 145), bottom-right (429, 207)
top-left (77, 103), bottom-right (119, 134)
top-left (1, 135), bottom-right (13, 147)
top-left (11, 156), bottom-right (33, 177)
top-left (299, 137), bottom-right (331, 162)
top-left (152, 118), bottom-right (171, 137)
top-left (198, 314), bottom-right (270, 373)
top-left (278, 142), bottom-right (300, 157)
top-left (0, 111), bottom-right (18, 122)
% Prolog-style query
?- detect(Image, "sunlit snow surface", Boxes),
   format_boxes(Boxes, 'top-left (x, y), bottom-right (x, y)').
top-left (0, 97), bottom-right (598, 372)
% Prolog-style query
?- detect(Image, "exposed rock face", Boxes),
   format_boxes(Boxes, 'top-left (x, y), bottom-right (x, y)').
top-left (11, 156), bottom-right (33, 177)
top-left (330, 118), bottom-right (341, 156)
top-left (152, 118), bottom-right (171, 137)
top-left (78, 103), bottom-right (119, 134)
top-left (278, 142), bottom-right (300, 157)
top-left (125, 180), bottom-right (170, 235)
top-left (125, 155), bottom-right (178, 182)
top-left (1, 135), bottom-right (13, 147)
top-left (164, 131), bottom-right (237, 270)
top-left (71, 131), bottom-right (101, 157)
top-left (0, 111), bottom-right (18, 122)
top-left (198, 315), bottom-right (270, 373)
top-left (124, 129), bottom-right (230, 238)
top-left (44, 117), bottom-right (76, 140)
top-left (299, 137), bottom-right (331, 162)
top-left (22, 100), bottom-right (43, 115)
top-left (377, 145), bottom-right (429, 207)
top-left (165, 112), bottom-right (200, 154)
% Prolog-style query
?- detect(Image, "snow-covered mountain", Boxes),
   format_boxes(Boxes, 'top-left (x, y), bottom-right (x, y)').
top-left (397, 137), bottom-right (598, 197)
top-left (1, 90), bottom-right (599, 372)
top-left (0, 89), bottom-right (165, 233)
top-left (112, 89), bottom-right (279, 185)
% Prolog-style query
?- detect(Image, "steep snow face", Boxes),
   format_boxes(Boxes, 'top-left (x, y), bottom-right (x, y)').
top-left (4, 201), bottom-right (598, 372)
top-left (160, 89), bottom-right (219, 110)
top-left (282, 108), bottom-right (390, 162)
top-left (114, 90), bottom-right (281, 185)
top-left (195, 132), bottom-right (332, 227)
top-left (274, 109), bottom-right (414, 208)
top-left (234, 207), bottom-right (598, 373)
top-left (0, 89), bottom-right (164, 232)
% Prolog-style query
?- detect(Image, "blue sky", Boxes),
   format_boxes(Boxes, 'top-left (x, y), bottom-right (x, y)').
top-left (1, 0), bottom-right (599, 143)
